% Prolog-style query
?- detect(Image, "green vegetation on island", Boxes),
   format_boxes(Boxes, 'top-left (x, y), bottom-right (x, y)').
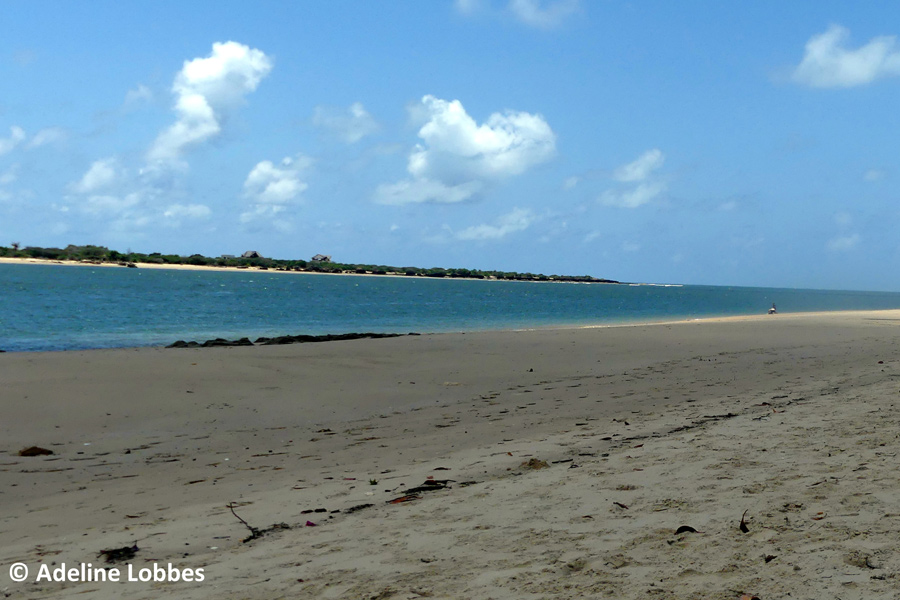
top-left (0, 243), bottom-right (620, 284)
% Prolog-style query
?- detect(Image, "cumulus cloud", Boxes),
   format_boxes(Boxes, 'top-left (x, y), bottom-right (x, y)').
top-left (508, 0), bottom-right (579, 29)
top-left (827, 233), bottom-right (860, 251)
top-left (411, 95), bottom-right (555, 182)
top-left (792, 25), bottom-right (900, 88)
top-left (312, 102), bottom-right (379, 143)
top-left (600, 149), bottom-right (666, 208)
top-left (63, 43), bottom-right (272, 235)
top-left (241, 156), bottom-right (309, 225)
top-left (377, 95), bottom-right (555, 205)
top-left (0, 126), bottom-right (25, 155)
top-left (148, 41), bottom-right (272, 164)
top-left (71, 158), bottom-right (119, 193)
top-left (456, 207), bottom-right (536, 240)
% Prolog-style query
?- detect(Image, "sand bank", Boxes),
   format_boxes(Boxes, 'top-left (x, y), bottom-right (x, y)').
top-left (0, 256), bottom-right (303, 274)
top-left (2, 311), bottom-right (900, 598)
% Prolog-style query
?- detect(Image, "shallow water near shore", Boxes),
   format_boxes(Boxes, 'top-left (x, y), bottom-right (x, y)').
top-left (4, 262), bottom-right (900, 352)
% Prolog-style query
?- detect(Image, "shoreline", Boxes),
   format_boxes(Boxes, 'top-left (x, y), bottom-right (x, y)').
top-left (2, 307), bottom-right (898, 355)
top-left (0, 308), bottom-right (900, 355)
top-left (2, 307), bottom-right (899, 355)
top-left (3, 311), bottom-right (900, 598)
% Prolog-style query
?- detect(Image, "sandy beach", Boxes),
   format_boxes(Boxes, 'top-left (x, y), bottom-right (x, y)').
top-left (3, 311), bottom-right (900, 599)
top-left (0, 256), bottom-right (311, 275)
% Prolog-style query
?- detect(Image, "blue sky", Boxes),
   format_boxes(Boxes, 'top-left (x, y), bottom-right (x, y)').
top-left (2, 1), bottom-right (900, 290)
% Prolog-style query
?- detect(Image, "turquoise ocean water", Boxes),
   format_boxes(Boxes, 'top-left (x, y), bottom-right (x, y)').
top-left (3, 262), bottom-right (900, 352)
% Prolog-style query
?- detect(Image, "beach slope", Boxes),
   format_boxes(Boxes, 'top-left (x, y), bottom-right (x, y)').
top-left (2, 311), bottom-right (900, 599)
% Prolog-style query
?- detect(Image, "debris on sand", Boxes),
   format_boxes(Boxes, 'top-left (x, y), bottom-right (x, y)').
top-left (739, 509), bottom-right (750, 533)
top-left (18, 446), bottom-right (54, 457)
top-left (387, 494), bottom-right (421, 504)
top-left (402, 480), bottom-right (453, 495)
top-left (99, 544), bottom-right (138, 563)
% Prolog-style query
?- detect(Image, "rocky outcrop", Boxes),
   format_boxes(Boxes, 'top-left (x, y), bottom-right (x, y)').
top-left (167, 332), bottom-right (411, 349)
top-left (254, 332), bottom-right (403, 345)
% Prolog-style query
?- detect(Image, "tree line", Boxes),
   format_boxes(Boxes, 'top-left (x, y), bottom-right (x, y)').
top-left (0, 244), bottom-right (620, 284)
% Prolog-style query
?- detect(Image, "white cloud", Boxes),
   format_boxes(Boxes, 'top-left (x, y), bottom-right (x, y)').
top-left (622, 241), bottom-right (641, 253)
top-left (600, 149), bottom-right (667, 208)
top-left (72, 158), bottom-right (118, 193)
top-left (163, 203), bottom-right (211, 220)
top-left (508, 0), bottom-right (579, 29)
top-left (377, 95), bottom-right (555, 205)
top-left (613, 148), bottom-right (664, 182)
top-left (62, 44), bottom-right (272, 237)
top-left (374, 178), bottom-right (482, 205)
top-left (0, 126), bottom-right (25, 155)
top-left (563, 175), bottom-right (580, 189)
top-left (827, 233), bottom-right (860, 251)
top-left (583, 230), bottom-right (602, 243)
top-left (148, 41), bottom-right (272, 164)
top-left (411, 95), bottom-right (555, 182)
top-left (241, 156), bottom-right (309, 225)
top-left (600, 181), bottom-right (665, 208)
top-left (312, 102), bottom-right (379, 143)
top-left (456, 207), bottom-right (536, 240)
top-left (792, 25), bottom-right (900, 88)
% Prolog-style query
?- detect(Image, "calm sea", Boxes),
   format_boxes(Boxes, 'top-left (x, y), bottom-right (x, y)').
top-left (3, 262), bottom-right (900, 352)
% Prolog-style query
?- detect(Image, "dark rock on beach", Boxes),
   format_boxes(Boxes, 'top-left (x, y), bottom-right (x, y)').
top-left (168, 332), bottom-right (410, 349)
top-left (256, 332), bottom-right (403, 345)
top-left (201, 337), bottom-right (254, 348)
top-left (166, 340), bottom-right (201, 348)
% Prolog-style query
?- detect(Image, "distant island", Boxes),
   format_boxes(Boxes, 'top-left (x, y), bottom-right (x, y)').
top-left (0, 244), bottom-right (620, 284)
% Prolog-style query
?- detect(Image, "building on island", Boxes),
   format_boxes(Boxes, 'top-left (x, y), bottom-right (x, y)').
top-left (311, 254), bottom-right (332, 263)
top-left (241, 251), bottom-right (262, 259)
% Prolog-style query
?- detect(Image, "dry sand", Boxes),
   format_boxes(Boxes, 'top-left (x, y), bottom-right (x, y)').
top-left (3, 311), bottom-right (900, 599)
top-left (0, 256), bottom-right (296, 275)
